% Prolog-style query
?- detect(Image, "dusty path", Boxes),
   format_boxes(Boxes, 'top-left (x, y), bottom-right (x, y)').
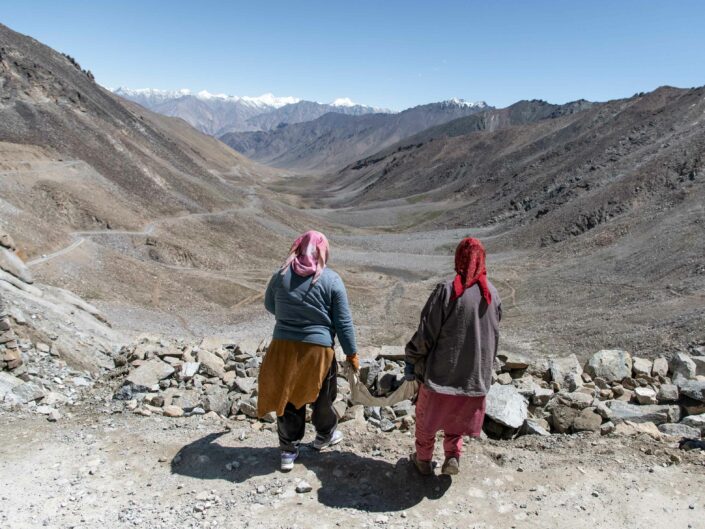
top-left (26, 237), bottom-right (87, 267)
top-left (26, 185), bottom-right (270, 270)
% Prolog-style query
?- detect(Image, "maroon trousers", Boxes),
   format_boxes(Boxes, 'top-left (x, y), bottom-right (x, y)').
top-left (415, 383), bottom-right (486, 461)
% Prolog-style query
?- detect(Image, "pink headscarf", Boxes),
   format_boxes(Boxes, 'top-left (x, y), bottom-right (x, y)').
top-left (280, 230), bottom-right (330, 283)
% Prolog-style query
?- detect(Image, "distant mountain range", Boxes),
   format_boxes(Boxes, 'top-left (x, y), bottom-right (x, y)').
top-left (219, 99), bottom-right (491, 171)
top-left (112, 87), bottom-right (392, 136)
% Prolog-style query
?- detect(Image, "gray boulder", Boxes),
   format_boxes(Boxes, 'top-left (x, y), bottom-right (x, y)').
top-left (658, 423), bottom-right (701, 438)
top-left (556, 391), bottom-right (594, 410)
top-left (180, 362), bottom-right (200, 380)
top-left (378, 345), bottom-right (405, 360)
top-left (238, 397), bottom-right (258, 418)
top-left (0, 248), bottom-right (33, 284)
top-left (233, 377), bottom-right (257, 394)
top-left (632, 357), bottom-right (653, 377)
top-left (0, 371), bottom-right (23, 398)
top-left (170, 389), bottom-right (202, 411)
top-left (485, 384), bottom-right (528, 429)
top-left (670, 352), bottom-right (696, 383)
top-left (497, 351), bottom-right (530, 370)
top-left (198, 350), bottom-right (226, 379)
top-left (680, 413), bottom-right (705, 434)
top-left (521, 419), bottom-right (551, 436)
top-left (656, 383), bottom-right (679, 403)
top-left (651, 357), bottom-right (669, 377)
top-left (125, 359), bottom-right (175, 392)
top-left (548, 355), bottom-right (583, 390)
top-left (359, 360), bottom-right (382, 388)
top-left (605, 400), bottom-right (680, 425)
top-left (693, 357), bottom-right (705, 377)
top-left (678, 380), bottom-right (705, 403)
top-left (634, 387), bottom-right (657, 405)
top-left (585, 349), bottom-right (632, 382)
top-left (532, 387), bottom-right (554, 406)
top-left (550, 405), bottom-right (580, 433)
top-left (11, 381), bottom-right (46, 404)
top-left (572, 407), bottom-right (603, 432)
top-left (202, 386), bottom-right (230, 416)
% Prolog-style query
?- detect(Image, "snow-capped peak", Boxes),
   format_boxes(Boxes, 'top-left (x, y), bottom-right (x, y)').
top-left (331, 97), bottom-right (357, 108)
top-left (239, 93), bottom-right (301, 108)
top-left (444, 97), bottom-right (488, 108)
top-left (113, 87), bottom-right (193, 100)
top-left (113, 87), bottom-right (300, 108)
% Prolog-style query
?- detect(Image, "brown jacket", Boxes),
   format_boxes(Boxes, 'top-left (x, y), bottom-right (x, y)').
top-left (405, 279), bottom-right (501, 397)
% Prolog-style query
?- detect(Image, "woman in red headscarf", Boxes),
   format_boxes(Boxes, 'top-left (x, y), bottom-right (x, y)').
top-left (405, 238), bottom-right (502, 475)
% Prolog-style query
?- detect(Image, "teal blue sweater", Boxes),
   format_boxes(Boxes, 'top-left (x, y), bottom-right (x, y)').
top-left (264, 266), bottom-right (358, 356)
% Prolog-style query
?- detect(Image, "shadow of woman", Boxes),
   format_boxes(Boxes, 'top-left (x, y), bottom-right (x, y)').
top-left (171, 431), bottom-right (451, 512)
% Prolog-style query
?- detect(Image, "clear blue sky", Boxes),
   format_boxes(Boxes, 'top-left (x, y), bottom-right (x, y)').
top-left (2, 0), bottom-right (704, 110)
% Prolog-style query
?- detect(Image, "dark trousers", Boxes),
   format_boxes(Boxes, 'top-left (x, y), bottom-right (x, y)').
top-left (278, 359), bottom-right (338, 452)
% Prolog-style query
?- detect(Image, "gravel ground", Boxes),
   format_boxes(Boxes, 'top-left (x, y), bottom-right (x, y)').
top-left (2, 400), bottom-right (704, 529)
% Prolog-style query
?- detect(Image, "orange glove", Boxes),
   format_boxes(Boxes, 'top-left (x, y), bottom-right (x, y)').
top-left (346, 353), bottom-right (360, 372)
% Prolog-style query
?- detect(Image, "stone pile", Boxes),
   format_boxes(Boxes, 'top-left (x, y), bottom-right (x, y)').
top-left (112, 337), bottom-right (415, 432)
top-left (0, 294), bottom-right (21, 371)
top-left (0, 231), bottom-right (26, 371)
top-left (0, 336), bottom-right (98, 421)
top-left (0, 232), bottom-right (118, 420)
top-left (484, 348), bottom-right (705, 440)
top-left (112, 338), bottom-right (705, 442)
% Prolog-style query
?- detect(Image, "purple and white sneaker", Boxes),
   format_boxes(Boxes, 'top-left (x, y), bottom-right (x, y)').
top-left (280, 448), bottom-right (299, 471)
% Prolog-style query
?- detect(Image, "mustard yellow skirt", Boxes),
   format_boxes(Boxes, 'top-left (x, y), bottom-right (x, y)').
top-left (257, 338), bottom-right (335, 417)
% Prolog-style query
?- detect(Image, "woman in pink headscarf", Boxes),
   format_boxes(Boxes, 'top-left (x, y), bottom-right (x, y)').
top-left (258, 230), bottom-right (359, 471)
top-left (405, 238), bottom-right (502, 476)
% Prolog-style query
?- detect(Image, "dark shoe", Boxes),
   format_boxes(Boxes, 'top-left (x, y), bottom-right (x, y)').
top-left (410, 452), bottom-right (433, 476)
top-left (441, 456), bottom-right (460, 475)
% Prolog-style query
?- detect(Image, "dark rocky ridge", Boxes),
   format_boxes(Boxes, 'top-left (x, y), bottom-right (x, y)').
top-left (219, 100), bottom-right (490, 171)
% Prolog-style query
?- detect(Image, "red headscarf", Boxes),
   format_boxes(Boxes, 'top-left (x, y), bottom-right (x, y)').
top-left (450, 237), bottom-right (492, 304)
top-left (280, 230), bottom-right (330, 283)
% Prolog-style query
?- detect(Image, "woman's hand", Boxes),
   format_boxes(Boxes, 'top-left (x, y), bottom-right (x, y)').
top-left (404, 361), bottom-right (416, 381)
top-left (346, 353), bottom-right (360, 372)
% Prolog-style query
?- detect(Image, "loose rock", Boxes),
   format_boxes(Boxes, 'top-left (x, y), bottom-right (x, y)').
top-left (585, 349), bottom-right (632, 382)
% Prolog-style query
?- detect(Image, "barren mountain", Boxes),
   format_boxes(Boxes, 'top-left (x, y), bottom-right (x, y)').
top-left (244, 99), bottom-right (389, 131)
top-left (219, 99), bottom-right (490, 171)
top-left (114, 88), bottom-right (386, 136)
top-left (0, 22), bottom-right (310, 335)
top-left (301, 86), bottom-right (705, 355)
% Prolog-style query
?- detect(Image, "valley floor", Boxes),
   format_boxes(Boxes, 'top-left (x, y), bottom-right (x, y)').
top-left (2, 400), bottom-right (704, 529)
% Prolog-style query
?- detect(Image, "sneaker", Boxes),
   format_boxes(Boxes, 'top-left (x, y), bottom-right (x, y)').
top-left (280, 449), bottom-right (299, 472)
top-left (410, 452), bottom-right (434, 476)
top-left (313, 429), bottom-right (343, 451)
top-left (441, 457), bottom-right (460, 475)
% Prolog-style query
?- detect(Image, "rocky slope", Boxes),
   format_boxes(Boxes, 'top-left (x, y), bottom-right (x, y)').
top-left (324, 87), bottom-right (703, 240)
top-left (0, 23), bottom-right (309, 334)
top-left (219, 100), bottom-right (490, 171)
